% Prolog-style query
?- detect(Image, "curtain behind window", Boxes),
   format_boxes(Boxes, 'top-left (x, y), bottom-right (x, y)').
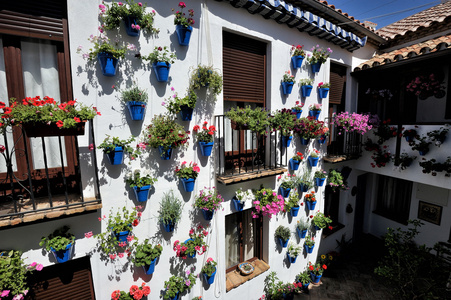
top-left (376, 175), bottom-right (412, 223)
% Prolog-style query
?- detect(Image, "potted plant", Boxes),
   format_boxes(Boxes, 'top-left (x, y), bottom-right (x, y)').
top-left (294, 117), bottom-right (323, 144)
top-left (271, 108), bottom-right (297, 146)
top-left (304, 235), bottom-right (315, 253)
top-left (308, 262), bottom-right (327, 283)
top-left (308, 103), bottom-right (322, 120)
top-left (193, 121), bottom-right (216, 156)
top-left (281, 70), bottom-right (295, 95)
top-left (140, 46), bottom-right (176, 82)
top-left (307, 149), bottom-right (321, 167)
top-left (201, 257), bottom-right (217, 284)
top-left (194, 187), bottom-right (224, 220)
top-left (289, 151), bottom-right (304, 171)
top-left (299, 78), bottom-right (314, 97)
top-left (225, 106), bottom-right (270, 135)
top-left (419, 157), bottom-right (451, 177)
top-left (98, 135), bottom-right (136, 165)
top-left (173, 2), bottom-right (195, 46)
top-left (290, 44), bottom-right (305, 69)
top-left (0, 251), bottom-right (43, 300)
top-left (410, 135), bottom-right (432, 156)
top-left (0, 96), bottom-right (99, 137)
top-left (373, 119), bottom-right (397, 145)
top-left (263, 272), bottom-right (284, 300)
top-left (120, 85), bottom-right (148, 121)
top-left (99, 0), bottom-right (158, 36)
top-left (189, 65), bottom-right (223, 97)
top-left (163, 271), bottom-right (196, 300)
top-left (125, 169), bottom-right (157, 202)
top-left (39, 226), bottom-right (75, 263)
top-left (304, 191), bottom-right (317, 211)
top-left (306, 45), bottom-right (333, 73)
top-left (164, 88), bottom-right (198, 121)
top-left (370, 148), bottom-right (392, 168)
top-left (427, 124), bottom-right (449, 146)
top-left (144, 114), bottom-right (189, 160)
top-left (287, 243), bottom-right (302, 263)
top-left (327, 169), bottom-right (348, 192)
top-left (394, 153), bottom-right (417, 171)
top-left (284, 191), bottom-right (300, 217)
top-left (275, 225), bottom-right (291, 248)
top-left (291, 101), bottom-right (304, 119)
top-left (175, 161), bottom-right (200, 192)
top-left (158, 190), bottom-right (184, 232)
top-left (295, 270), bottom-right (311, 290)
top-left (132, 239), bottom-right (163, 275)
top-left (317, 82), bottom-right (330, 99)
top-left (298, 171), bottom-right (314, 192)
top-left (111, 282), bottom-right (151, 300)
top-left (232, 188), bottom-right (254, 211)
top-left (312, 212), bottom-right (332, 230)
top-left (402, 127), bottom-right (418, 142)
top-left (238, 262), bottom-right (255, 276)
top-left (331, 111), bottom-right (374, 135)
top-left (296, 219), bottom-right (309, 238)
top-left (173, 225), bottom-right (208, 259)
top-left (314, 169), bottom-right (327, 186)
top-left (252, 186), bottom-right (285, 218)
top-left (277, 173), bottom-right (296, 198)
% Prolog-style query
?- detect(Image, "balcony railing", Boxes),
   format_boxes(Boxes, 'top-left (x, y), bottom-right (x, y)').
top-left (325, 128), bottom-right (362, 163)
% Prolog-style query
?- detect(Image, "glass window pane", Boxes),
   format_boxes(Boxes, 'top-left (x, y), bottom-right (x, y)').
top-left (225, 213), bottom-right (240, 269)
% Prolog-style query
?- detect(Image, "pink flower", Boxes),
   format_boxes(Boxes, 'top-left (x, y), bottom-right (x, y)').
top-left (1, 291), bottom-right (10, 297)
top-left (118, 252), bottom-right (124, 258)
top-left (138, 2), bottom-right (142, 6)
top-left (118, 2), bottom-right (123, 5)
top-left (186, 270), bottom-right (191, 276)
top-left (0, 145), bottom-right (6, 153)
top-left (30, 262), bottom-right (37, 267)
top-left (84, 231), bottom-right (93, 238)
top-left (88, 144), bottom-right (94, 151)
top-left (36, 264), bottom-right (43, 271)
top-left (109, 254), bottom-right (116, 260)
top-left (127, 235), bottom-right (134, 242)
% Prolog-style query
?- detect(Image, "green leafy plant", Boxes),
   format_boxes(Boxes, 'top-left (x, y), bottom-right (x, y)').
top-left (299, 78), bottom-right (314, 86)
top-left (312, 212), bottom-right (332, 229)
top-left (295, 270), bottom-right (311, 284)
top-left (120, 85), bottom-right (148, 103)
top-left (304, 235), bottom-right (315, 247)
top-left (287, 243), bottom-right (302, 257)
top-left (194, 187), bottom-right (224, 212)
top-left (189, 65), bottom-right (223, 96)
top-left (141, 46), bottom-right (176, 64)
top-left (306, 45), bottom-right (332, 65)
top-left (278, 173), bottom-right (297, 189)
top-left (164, 271), bottom-right (196, 299)
top-left (201, 257), bottom-right (217, 276)
top-left (173, 2), bottom-right (195, 27)
top-left (144, 114), bottom-right (189, 152)
top-left (39, 226), bottom-right (75, 251)
top-left (327, 169), bottom-right (348, 192)
top-left (192, 122), bottom-right (217, 143)
top-left (298, 171), bottom-right (314, 189)
top-left (271, 108), bottom-right (297, 136)
top-left (158, 190), bottom-right (184, 226)
top-left (282, 70), bottom-right (295, 83)
top-left (132, 239), bottom-right (163, 267)
top-left (164, 88), bottom-right (197, 113)
top-left (225, 106), bottom-right (270, 136)
top-left (373, 119), bottom-right (397, 145)
top-left (314, 169), bottom-right (327, 179)
top-left (410, 135), bottom-right (432, 153)
top-left (263, 271), bottom-right (284, 300)
top-left (175, 161), bottom-right (200, 179)
top-left (97, 135), bottom-right (136, 155)
top-left (275, 225), bottom-right (291, 241)
top-left (394, 153), bottom-right (417, 171)
top-left (173, 225), bottom-right (208, 258)
top-left (284, 191), bottom-right (299, 212)
top-left (78, 34), bottom-right (128, 61)
top-left (124, 168), bottom-right (157, 188)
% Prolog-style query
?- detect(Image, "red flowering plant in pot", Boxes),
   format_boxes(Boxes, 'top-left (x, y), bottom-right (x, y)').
top-left (373, 118), bottom-right (398, 145)
top-left (111, 282), bottom-right (151, 300)
top-left (173, 224), bottom-right (209, 259)
top-left (175, 161), bottom-right (200, 192)
top-left (370, 145), bottom-right (392, 168)
top-left (193, 121), bottom-right (217, 156)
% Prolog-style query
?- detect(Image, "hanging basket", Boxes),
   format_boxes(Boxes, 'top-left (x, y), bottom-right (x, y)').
top-left (199, 141), bottom-right (214, 157)
top-left (181, 177), bottom-right (195, 192)
top-left (163, 221), bottom-right (175, 233)
top-left (281, 81), bottom-right (294, 95)
top-left (291, 55), bottom-right (304, 69)
top-left (133, 185), bottom-right (151, 202)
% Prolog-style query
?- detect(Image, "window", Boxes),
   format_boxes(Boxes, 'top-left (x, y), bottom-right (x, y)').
top-left (374, 175), bottom-right (413, 224)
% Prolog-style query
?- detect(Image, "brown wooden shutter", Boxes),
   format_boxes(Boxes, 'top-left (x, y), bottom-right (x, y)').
top-left (223, 31), bottom-right (266, 104)
top-left (0, 0), bottom-right (65, 41)
top-left (330, 63), bottom-right (347, 105)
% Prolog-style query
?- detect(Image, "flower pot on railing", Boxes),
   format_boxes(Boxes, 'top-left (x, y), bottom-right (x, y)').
top-left (300, 137), bottom-right (310, 145)
top-left (127, 101), bottom-right (146, 121)
top-left (179, 105), bottom-right (193, 121)
top-left (291, 55), bottom-right (304, 69)
top-left (201, 209), bottom-right (214, 221)
top-left (106, 146), bottom-right (124, 165)
top-left (299, 183), bottom-right (309, 193)
top-left (143, 257), bottom-right (157, 275)
top-left (281, 82), bottom-right (294, 95)
top-left (287, 252), bottom-right (297, 264)
top-left (308, 156), bottom-right (319, 167)
top-left (301, 85), bottom-right (313, 97)
top-left (232, 197), bottom-right (244, 211)
top-left (163, 221), bottom-right (174, 233)
top-left (279, 186), bottom-right (291, 198)
top-left (278, 237), bottom-right (289, 248)
top-left (175, 25), bottom-right (193, 46)
top-left (315, 177), bottom-right (326, 187)
top-left (290, 206), bottom-right (300, 217)
top-left (281, 135), bottom-right (293, 147)
top-left (304, 244), bottom-right (314, 254)
top-left (51, 243), bottom-right (73, 263)
top-left (203, 268), bottom-right (216, 285)
top-left (306, 201), bottom-right (317, 211)
top-left (289, 158), bottom-right (300, 171)
top-left (152, 62), bottom-right (171, 82)
top-left (296, 227), bottom-right (307, 239)
top-left (199, 141), bottom-right (214, 157)
top-left (310, 273), bottom-right (322, 284)
top-left (311, 62), bottom-right (321, 73)
top-left (124, 16), bottom-right (140, 37)
top-left (318, 88), bottom-right (329, 99)
top-left (181, 177), bottom-right (195, 192)
top-left (309, 110), bottom-right (320, 120)
top-left (133, 185), bottom-right (151, 202)
top-left (318, 135), bottom-right (327, 144)
top-left (97, 52), bottom-right (118, 77)
top-left (158, 146), bottom-right (172, 160)
top-left (291, 109), bottom-right (302, 119)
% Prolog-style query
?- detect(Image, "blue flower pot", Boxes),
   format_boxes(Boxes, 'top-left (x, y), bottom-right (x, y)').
top-left (202, 210), bottom-right (214, 221)
top-left (296, 227), bottom-right (307, 239)
top-left (302, 282), bottom-right (310, 290)
top-left (105, 146), bottom-right (124, 165)
top-left (114, 229), bottom-right (130, 244)
top-left (181, 177), bottom-right (195, 192)
top-left (203, 268), bottom-right (216, 285)
top-left (310, 272), bottom-right (322, 283)
top-left (289, 158), bottom-right (300, 171)
top-left (291, 109), bottom-right (302, 119)
top-left (287, 252), bottom-right (297, 263)
top-left (290, 206), bottom-right (300, 217)
top-left (199, 141), bottom-right (214, 157)
top-left (133, 185), bottom-right (151, 202)
top-left (304, 244), bottom-right (314, 254)
top-left (291, 55), bottom-right (304, 69)
top-left (281, 81), bottom-right (294, 95)
top-left (127, 101), bottom-right (146, 121)
top-left (318, 135), bottom-right (327, 144)
top-left (175, 25), bottom-right (193, 46)
top-left (405, 136), bottom-right (414, 143)
top-left (158, 146), bottom-right (172, 160)
top-left (232, 197), bottom-right (244, 211)
top-left (314, 225), bottom-right (321, 231)
top-left (163, 221), bottom-right (174, 232)
top-left (309, 110), bottom-right (321, 120)
top-left (143, 258), bottom-right (157, 275)
top-left (419, 149), bottom-right (429, 156)
top-left (168, 292), bottom-right (180, 300)
top-left (279, 186), bottom-right (291, 198)
top-left (318, 88), bottom-right (329, 99)
top-left (51, 243), bottom-right (73, 263)
top-left (300, 137), bottom-right (310, 145)
top-left (308, 156), bottom-right (319, 167)
top-left (281, 135), bottom-right (293, 147)
top-left (278, 237), bottom-right (289, 248)
top-left (152, 62), bottom-right (171, 82)
top-left (316, 177), bottom-right (326, 187)
top-left (299, 183), bottom-right (309, 192)
top-left (306, 201), bottom-right (317, 211)
top-left (301, 85), bottom-right (313, 97)
top-left (179, 105), bottom-right (193, 121)
top-left (124, 16), bottom-right (139, 37)
top-left (311, 62), bottom-right (321, 73)
top-left (97, 52), bottom-right (118, 77)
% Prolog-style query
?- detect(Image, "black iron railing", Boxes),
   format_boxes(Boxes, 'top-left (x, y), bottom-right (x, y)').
top-left (326, 128), bottom-right (362, 159)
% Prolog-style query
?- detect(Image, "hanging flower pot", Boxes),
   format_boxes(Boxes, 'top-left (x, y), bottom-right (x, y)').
top-left (299, 183), bottom-right (309, 193)
top-left (133, 185), bottom-right (151, 202)
top-left (304, 244), bottom-right (314, 254)
top-left (124, 16), bottom-right (140, 37)
top-left (309, 110), bottom-right (321, 120)
top-left (318, 88), bottom-right (330, 99)
top-left (290, 206), bottom-right (300, 217)
top-left (163, 221), bottom-right (174, 233)
top-left (281, 135), bottom-right (293, 147)
top-left (278, 237), bottom-right (289, 248)
top-left (106, 146), bottom-right (124, 165)
top-left (158, 146), bottom-right (173, 160)
top-left (179, 105), bottom-right (193, 121)
top-left (301, 85), bottom-right (313, 97)
top-left (127, 101), bottom-right (147, 121)
top-left (314, 225), bottom-right (321, 231)
top-left (181, 177), bottom-right (195, 192)
top-left (306, 201), bottom-right (317, 211)
top-left (300, 137), bottom-right (310, 145)
top-left (199, 141), bottom-right (214, 157)
top-left (184, 238), bottom-right (196, 258)
top-left (203, 268), bottom-right (217, 285)
top-left (296, 228), bottom-right (307, 239)
top-left (287, 252), bottom-right (297, 264)
top-left (318, 135), bottom-right (327, 144)
top-left (232, 197), bottom-right (244, 211)
top-left (279, 187), bottom-right (291, 198)
top-left (418, 149), bottom-right (429, 156)
top-left (289, 158), bottom-right (300, 171)
top-left (315, 177), bottom-right (326, 187)
top-left (302, 282), bottom-right (310, 290)
top-left (152, 62), bottom-right (171, 82)
top-left (201, 210), bottom-right (214, 221)
top-left (51, 243), bottom-right (73, 263)
top-left (114, 229), bottom-right (130, 244)
top-left (143, 258), bottom-right (157, 275)
top-left (311, 62), bottom-right (321, 73)
top-left (310, 273), bottom-right (322, 283)
top-left (291, 55), bottom-right (304, 69)
top-left (97, 52), bottom-right (118, 77)
top-left (308, 156), bottom-right (319, 167)
top-left (175, 25), bottom-right (193, 46)
top-left (291, 109), bottom-right (302, 119)
top-left (405, 135), bottom-right (414, 142)
top-left (281, 82), bottom-right (294, 95)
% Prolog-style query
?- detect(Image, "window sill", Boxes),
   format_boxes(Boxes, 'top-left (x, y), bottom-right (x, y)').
top-left (322, 223), bottom-right (345, 238)
top-left (217, 167), bottom-right (287, 185)
top-left (226, 259), bottom-right (270, 292)
top-left (323, 155), bottom-right (359, 163)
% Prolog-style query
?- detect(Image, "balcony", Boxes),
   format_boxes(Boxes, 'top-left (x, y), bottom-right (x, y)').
top-left (324, 129), bottom-right (363, 163)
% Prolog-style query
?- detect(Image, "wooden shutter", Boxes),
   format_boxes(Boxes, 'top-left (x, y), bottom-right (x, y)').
top-left (0, 0), bottom-right (65, 41)
top-left (223, 31), bottom-right (266, 103)
top-left (330, 63), bottom-right (347, 105)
